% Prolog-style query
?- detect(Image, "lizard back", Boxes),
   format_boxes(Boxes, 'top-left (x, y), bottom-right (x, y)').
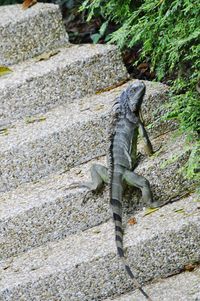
top-left (108, 81), bottom-right (152, 300)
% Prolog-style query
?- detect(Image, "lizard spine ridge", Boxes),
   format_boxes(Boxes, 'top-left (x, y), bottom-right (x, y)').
top-left (108, 81), bottom-right (153, 301)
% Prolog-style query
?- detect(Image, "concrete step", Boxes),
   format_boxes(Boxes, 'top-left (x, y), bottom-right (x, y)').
top-left (0, 80), bottom-right (170, 193)
top-left (0, 44), bottom-right (128, 126)
top-left (105, 267), bottom-right (200, 301)
top-left (0, 132), bottom-right (195, 260)
top-left (0, 195), bottom-right (199, 301)
top-left (0, 3), bottom-right (68, 65)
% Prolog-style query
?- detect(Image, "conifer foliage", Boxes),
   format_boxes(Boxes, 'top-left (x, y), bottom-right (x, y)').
top-left (81, 0), bottom-right (200, 183)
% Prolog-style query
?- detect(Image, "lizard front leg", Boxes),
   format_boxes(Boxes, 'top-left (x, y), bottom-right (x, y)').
top-left (122, 170), bottom-right (158, 208)
top-left (138, 121), bottom-right (154, 156)
top-left (139, 120), bottom-right (162, 156)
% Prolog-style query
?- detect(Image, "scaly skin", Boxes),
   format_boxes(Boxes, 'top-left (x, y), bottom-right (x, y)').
top-left (108, 81), bottom-right (155, 300)
top-left (72, 81), bottom-right (156, 300)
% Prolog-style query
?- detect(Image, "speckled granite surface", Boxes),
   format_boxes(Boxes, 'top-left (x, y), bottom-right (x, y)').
top-left (0, 44), bottom-right (128, 126)
top-left (0, 132), bottom-right (195, 260)
top-left (0, 80), bottom-right (170, 193)
top-left (0, 195), bottom-right (199, 300)
top-left (105, 267), bottom-right (200, 301)
top-left (0, 4), bottom-right (198, 301)
top-left (0, 3), bottom-right (68, 65)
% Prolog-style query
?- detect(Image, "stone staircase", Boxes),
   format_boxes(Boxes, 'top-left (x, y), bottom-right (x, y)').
top-left (0, 3), bottom-right (199, 301)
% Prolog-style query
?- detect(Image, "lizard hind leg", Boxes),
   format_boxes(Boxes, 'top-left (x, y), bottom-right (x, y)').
top-left (87, 163), bottom-right (109, 191)
top-left (70, 163), bottom-right (109, 192)
top-left (122, 170), bottom-right (158, 208)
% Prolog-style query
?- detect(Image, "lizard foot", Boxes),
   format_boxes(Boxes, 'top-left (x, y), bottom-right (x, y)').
top-left (148, 200), bottom-right (160, 208)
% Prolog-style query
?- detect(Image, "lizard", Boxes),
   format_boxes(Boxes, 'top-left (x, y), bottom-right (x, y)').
top-left (72, 81), bottom-right (157, 300)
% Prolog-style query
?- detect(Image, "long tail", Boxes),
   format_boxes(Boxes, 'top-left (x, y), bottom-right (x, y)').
top-left (111, 197), bottom-right (153, 301)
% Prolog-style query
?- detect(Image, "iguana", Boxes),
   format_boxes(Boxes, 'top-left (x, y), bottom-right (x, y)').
top-left (73, 81), bottom-right (157, 300)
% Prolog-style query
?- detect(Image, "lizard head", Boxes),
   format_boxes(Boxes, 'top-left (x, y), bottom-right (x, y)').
top-left (126, 81), bottom-right (146, 113)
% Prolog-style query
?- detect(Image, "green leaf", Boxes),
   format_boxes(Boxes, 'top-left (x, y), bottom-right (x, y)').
top-left (0, 66), bottom-right (12, 76)
top-left (91, 33), bottom-right (101, 44)
top-left (0, 128), bottom-right (9, 136)
top-left (25, 116), bottom-right (46, 124)
top-left (99, 21), bottom-right (109, 36)
top-left (144, 207), bottom-right (159, 216)
top-left (174, 208), bottom-right (185, 214)
top-left (35, 50), bottom-right (60, 62)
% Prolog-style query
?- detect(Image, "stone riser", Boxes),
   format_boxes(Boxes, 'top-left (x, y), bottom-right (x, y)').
top-left (0, 195), bottom-right (199, 301)
top-left (105, 267), bottom-right (200, 301)
top-left (0, 133), bottom-right (194, 260)
top-left (0, 44), bottom-right (128, 126)
top-left (0, 4), bottom-right (68, 65)
top-left (0, 80), bottom-right (170, 193)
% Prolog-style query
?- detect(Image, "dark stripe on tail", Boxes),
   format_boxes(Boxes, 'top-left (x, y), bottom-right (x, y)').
top-left (117, 247), bottom-right (124, 258)
top-left (113, 213), bottom-right (122, 222)
top-left (116, 235), bottom-right (123, 243)
top-left (115, 226), bottom-right (123, 234)
top-left (111, 198), bottom-right (122, 207)
top-left (125, 264), bottom-right (134, 278)
top-left (125, 265), bottom-right (151, 300)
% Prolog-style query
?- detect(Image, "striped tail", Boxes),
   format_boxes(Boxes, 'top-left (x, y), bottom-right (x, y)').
top-left (111, 197), bottom-right (153, 301)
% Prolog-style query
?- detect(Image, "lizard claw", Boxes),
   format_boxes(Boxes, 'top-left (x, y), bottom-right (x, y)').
top-left (67, 182), bottom-right (87, 189)
top-left (149, 200), bottom-right (160, 208)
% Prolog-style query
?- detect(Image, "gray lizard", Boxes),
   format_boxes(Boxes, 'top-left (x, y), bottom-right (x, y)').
top-left (74, 81), bottom-right (157, 300)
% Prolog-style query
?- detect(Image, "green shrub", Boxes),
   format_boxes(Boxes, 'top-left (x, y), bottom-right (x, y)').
top-left (82, 0), bottom-right (200, 185)
top-left (0, 0), bottom-right (20, 4)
